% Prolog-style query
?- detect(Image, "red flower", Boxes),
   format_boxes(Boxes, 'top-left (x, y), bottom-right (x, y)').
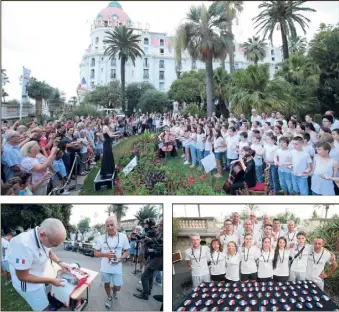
top-left (200, 174), bottom-right (206, 180)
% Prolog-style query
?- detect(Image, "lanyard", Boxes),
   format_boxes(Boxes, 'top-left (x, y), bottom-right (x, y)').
top-left (34, 227), bottom-right (52, 266)
top-left (261, 250), bottom-right (271, 263)
top-left (191, 247), bottom-right (202, 263)
top-left (279, 249), bottom-right (285, 263)
top-left (313, 249), bottom-right (324, 265)
top-left (211, 251), bottom-right (220, 265)
top-left (244, 247), bottom-right (251, 262)
top-left (296, 245), bottom-right (304, 259)
top-left (287, 231), bottom-right (296, 242)
top-left (105, 233), bottom-right (120, 251)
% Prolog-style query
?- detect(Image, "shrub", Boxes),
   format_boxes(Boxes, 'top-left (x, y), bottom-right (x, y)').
top-left (139, 89), bottom-right (169, 113)
top-left (66, 105), bottom-right (105, 118)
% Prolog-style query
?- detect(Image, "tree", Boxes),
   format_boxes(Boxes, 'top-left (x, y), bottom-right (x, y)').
top-left (105, 206), bottom-right (113, 216)
top-left (104, 26), bottom-right (145, 112)
top-left (139, 89), bottom-right (169, 113)
top-left (288, 35), bottom-right (307, 55)
top-left (1, 69), bottom-right (9, 103)
top-left (77, 217), bottom-right (90, 233)
top-left (253, 1), bottom-right (316, 60)
top-left (241, 36), bottom-right (267, 65)
top-left (313, 204), bottom-right (332, 219)
top-left (109, 204), bottom-right (129, 226)
top-left (176, 4), bottom-right (231, 117)
top-left (126, 82), bottom-right (155, 115)
top-left (1, 204), bottom-right (72, 233)
top-left (1, 90), bottom-right (8, 103)
top-left (26, 77), bottom-right (54, 118)
top-left (213, 67), bottom-right (231, 113)
top-left (83, 81), bottom-right (122, 108)
top-left (275, 209), bottom-right (301, 225)
top-left (215, 1), bottom-right (244, 73)
top-left (69, 96), bottom-right (77, 108)
top-left (134, 205), bottom-right (159, 224)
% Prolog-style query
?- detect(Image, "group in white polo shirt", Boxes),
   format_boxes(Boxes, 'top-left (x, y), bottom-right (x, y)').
top-left (1, 232), bottom-right (14, 282)
top-left (6, 219), bottom-right (71, 311)
top-left (184, 215), bottom-right (337, 291)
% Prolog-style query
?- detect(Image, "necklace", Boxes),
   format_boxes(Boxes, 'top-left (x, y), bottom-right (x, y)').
top-left (287, 231), bottom-right (296, 242)
top-left (244, 247), bottom-right (251, 262)
top-left (279, 249), bottom-right (285, 263)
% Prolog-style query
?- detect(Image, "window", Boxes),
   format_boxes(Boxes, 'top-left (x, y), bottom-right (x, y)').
top-left (160, 39), bottom-right (164, 47)
top-left (101, 57), bottom-right (104, 61)
top-left (144, 38), bottom-right (149, 45)
top-left (91, 58), bottom-right (95, 66)
top-left (143, 58), bottom-right (149, 68)
top-left (159, 71), bottom-right (165, 80)
top-left (192, 60), bottom-right (197, 70)
top-left (272, 57), bottom-right (275, 61)
top-left (110, 69), bottom-right (116, 79)
top-left (90, 69), bottom-right (95, 79)
top-left (111, 58), bottom-right (116, 67)
top-left (95, 37), bottom-right (99, 44)
top-left (90, 82), bottom-right (95, 89)
top-left (275, 65), bottom-right (279, 70)
top-left (159, 82), bottom-right (164, 90)
top-left (159, 60), bottom-right (164, 68)
top-left (144, 46), bottom-right (149, 53)
top-left (104, 21), bottom-right (108, 27)
top-left (160, 48), bottom-right (164, 55)
top-left (101, 68), bottom-right (103, 73)
top-left (271, 49), bottom-right (274, 55)
top-left (143, 69), bottom-right (149, 79)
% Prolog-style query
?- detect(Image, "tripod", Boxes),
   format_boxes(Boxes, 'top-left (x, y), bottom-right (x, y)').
top-left (133, 240), bottom-right (140, 275)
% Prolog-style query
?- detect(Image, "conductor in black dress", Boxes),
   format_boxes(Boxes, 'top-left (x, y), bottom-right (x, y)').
top-left (100, 116), bottom-right (120, 179)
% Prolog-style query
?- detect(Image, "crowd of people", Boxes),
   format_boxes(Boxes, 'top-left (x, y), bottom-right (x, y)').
top-left (185, 212), bottom-right (338, 291)
top-left (2, 109), bottom-right (339, 195)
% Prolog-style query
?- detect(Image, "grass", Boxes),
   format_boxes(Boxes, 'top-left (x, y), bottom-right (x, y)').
top-left (80, 136), bottom-right (139, 195)
top-left (1, 277), bottom-right (31, 311)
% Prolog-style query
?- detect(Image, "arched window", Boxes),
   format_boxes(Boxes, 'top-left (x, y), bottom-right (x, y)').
top-left (159, 60), bottom-right (164, 69)
top-left (90, 69), bottom-right (95, 79)
top-left (91, 58), bottom-right (95, 67)
top-left (144, 38), bottom-right (149, 45)
top-left (160, 39), bottom-right (164, 47)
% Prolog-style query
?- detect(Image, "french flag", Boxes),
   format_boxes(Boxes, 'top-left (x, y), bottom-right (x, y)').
top-left (81, 77), bottom-right (87, 88)
top-left (16, 258), bottom-right (25, 264)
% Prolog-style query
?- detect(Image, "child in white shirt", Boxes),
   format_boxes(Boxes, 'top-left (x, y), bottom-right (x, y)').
top-left (251, 135), bottom-right (264, 183)
top-left (263, 134), bottom-right (280, 194)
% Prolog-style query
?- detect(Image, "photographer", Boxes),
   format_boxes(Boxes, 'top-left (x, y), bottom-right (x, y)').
top-left (133, 219), bottom-right (163, 300)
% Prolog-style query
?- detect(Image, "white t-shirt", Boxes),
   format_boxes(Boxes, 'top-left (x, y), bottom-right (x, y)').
top-left (210, 250), bottom-right (226, 275)
top-left (306, 248), bottom-right (332, 285)
top-left (264, 144), bottom-right (278, 163)
top-left (94, 232), bottom-right (130, 274)
top-left (303, 144), bottom-right (315, 158)
top-left (257, 250), bottom-right (274, 278)
top-left (190, 133), bottom-right (197, 148)
top-left (219, 233), bottom-right (239, 248)
top-left (290, 244), bottom-right (311, 273)
top-left (214, 137), bottom-right (226, 153)
top-left (7, 227), bottom-right (51, 292)
top-left (196, 134), bottom-right (206, 151)
top-left (273, 249), bottom-right (291, 277)
top-left (226, 136), bottom-right (239, 159)
top-left (204, 137), bottom-right (212, 152)
top-left (251, 143), bottom-right (264, 166)
top-left (1, 237), bottom-right (10, 261)
top-left (275, 149), bottom-right (292, 172)
top-left (240, 246), bottom-right (260, 274)
top-left (225, 252), bottom-right (241, 281)
top-left (291, 150), bottom-right (312, 176)
top-left (285, 231), bottom-right (298, 249)
top-left (185, 245), bottom-right (210, 277)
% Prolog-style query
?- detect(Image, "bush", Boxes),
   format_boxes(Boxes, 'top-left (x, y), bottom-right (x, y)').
top-left (139, 89), bottom-right (169, 113)
top-left (183, 103), bottom-right (205, 118)
top-left (126, 82), bottom-right (155, 116)
top-left (65, 105), bottom-right (105, 118)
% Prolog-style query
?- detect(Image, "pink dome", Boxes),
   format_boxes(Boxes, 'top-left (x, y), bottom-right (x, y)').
top-left (96, 1), bottom-right (131, 27)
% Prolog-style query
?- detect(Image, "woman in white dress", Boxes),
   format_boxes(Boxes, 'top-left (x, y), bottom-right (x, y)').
top-left (257, 237), bottom-right (274, 281)
top-left (225, 241), bottom-right (241, 282)
top-left (273, 237), bottom-right (290, 282)
top-left (209, 239), bottom-right (226, 281)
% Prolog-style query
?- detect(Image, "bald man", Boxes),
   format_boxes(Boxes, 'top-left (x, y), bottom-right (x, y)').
top-left (7, 218), bottom-right (70, 311)
top-left (94, 216), bottom-right (130, 309)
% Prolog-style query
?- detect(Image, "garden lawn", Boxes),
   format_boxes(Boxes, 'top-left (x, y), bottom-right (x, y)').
top-left (1, 277), bottom-right (31, 311)
top-left (80, 136), bottom-right (139, 195)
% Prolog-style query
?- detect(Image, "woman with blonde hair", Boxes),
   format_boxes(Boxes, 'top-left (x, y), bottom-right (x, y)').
top-left (20, 141), bottom-right (58, 195)
top-left (257, 237), bottom-right (274, 281)
top-left (225, 241), bottom-right (241, 282)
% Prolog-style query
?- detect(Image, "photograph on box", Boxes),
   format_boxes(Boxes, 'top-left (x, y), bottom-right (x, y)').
top-left (172, 204), bottom-right (339, 311)
top-left (1, 204), bottom-right (163, 311)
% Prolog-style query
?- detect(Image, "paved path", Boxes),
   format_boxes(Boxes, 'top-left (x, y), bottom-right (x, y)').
top-left (55, 247), bottom-right (162, 311)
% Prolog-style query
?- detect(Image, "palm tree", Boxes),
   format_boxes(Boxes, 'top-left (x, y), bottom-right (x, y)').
top-left (241, 36), bottom-right (267, 65)
top-left (288, 35), bottom-right (307, 55)
top-left (213, 67), bottom-right (231, 110)
top-left (1, 90), bottom-right (8, 103)
top-left (214, 1), bottom-right (244, 73)
top-left (104, 26), bottom-right (144, 112)
top-left (110, 204), bottom-right (128, 226)
top-left (313, 204), bottom-right (332, 219)
top-left (105, 206), bottom-right (113, 216)
top-left (253, 1), bottom-right (316, 60)
top-left (242, 204), bottom-right (260, 217)
top-left (276, 209), bottom-right (301, 225)
top-left (134, 204), bottom-right (159, 225)
top-left (1, 69), bottom-right (9, 84)
top-left (176, 4), bottom-right (230, 117)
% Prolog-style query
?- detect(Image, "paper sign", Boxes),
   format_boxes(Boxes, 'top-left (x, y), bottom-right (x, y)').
top-left (122, 156), bottom-right (137, 176)
top-left (201, 153), bottom-right (217, 173)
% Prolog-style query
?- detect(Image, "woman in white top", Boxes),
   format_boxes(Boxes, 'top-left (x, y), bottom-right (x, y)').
top-left (213, 129), bottom-right (227, 178)
top-left (257, 237), bottom-right (274, 281)
top-left (182, 125), bottom-right (192, 165)
top-left (273, 237), bottom-right (290, 282)
top-left (209, 239), bottom-right (226, 281)
top-left (204, 128), bottom-right (213, 158)
top-left (225, 241), bottom-right (241, 282)
top-left (196, 126), bottom-right (206, 169)
top-left (240, 234), bottom-right (260, 282)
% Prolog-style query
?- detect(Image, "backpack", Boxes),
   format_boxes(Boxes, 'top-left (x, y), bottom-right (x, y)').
top-left (51, 268), bottom-right (89, 308)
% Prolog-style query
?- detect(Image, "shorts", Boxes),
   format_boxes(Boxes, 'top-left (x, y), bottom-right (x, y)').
top-left (258, 277), bottom-right (272, 282)
top-left (241, 272), bottom-right (257, 282)
top-left (15, 286), bottom-right (49, 311)
top-left (273, 275), bottom-right (289, 282)
top-left (289, 270), bottom-right (306, 282)
top-left (192, 274), bottom-right (210, 288)
top-left (211, 274), bottom-right (226, 282)
top-left (215, 152), bottom-right (223, 160)
top-left (1, 260), bottom-right (9, 272)
top-left (101, 272), bottom-right (124, 287)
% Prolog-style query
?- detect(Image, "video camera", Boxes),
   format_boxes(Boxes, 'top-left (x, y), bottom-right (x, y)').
top-left (131, 219), bottom-right (157, 241)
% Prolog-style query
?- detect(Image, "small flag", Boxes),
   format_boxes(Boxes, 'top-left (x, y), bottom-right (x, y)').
top-left (16, 258), bottom-right (25, 264)
top-left (81, 77), bottom-right (87, 86)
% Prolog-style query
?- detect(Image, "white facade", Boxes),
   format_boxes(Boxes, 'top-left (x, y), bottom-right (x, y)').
top-left (79, 2), bottom-right (283, 95)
